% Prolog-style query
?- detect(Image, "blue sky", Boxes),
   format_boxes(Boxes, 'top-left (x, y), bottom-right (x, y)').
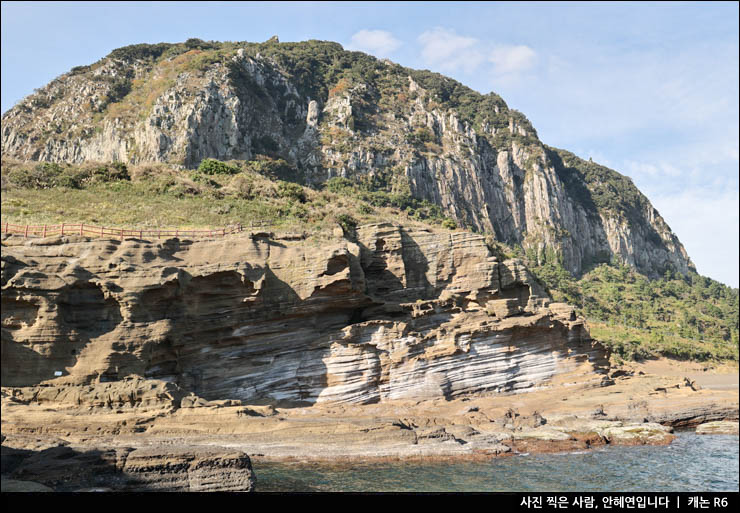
top-left (2, 1), bottom-right (738, 286)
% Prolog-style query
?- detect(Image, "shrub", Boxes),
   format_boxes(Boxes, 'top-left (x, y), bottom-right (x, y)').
top-left (357, 204), bottom-right (374, 215)
top-left (245, 156), bottom-right (303, 183)
top-left (107, 43), bottom-right (173, 62)
top-left (108, 77), bottom-right (132, 103)
top-left (7, 162), bottom-right (92, 189)
top-left (184, 38), bottom-right (219, 50)
top-left (325, 177), bottom-right (354, 194)
top-left (441, 218), bottom-right (457, 230)
top-left (336, 213), bottom-right (357, 234)
top-left (76, 162), bottom-right (131, 185)
top-left (130, 162), bottom-right (172, 181)
top-left (290, 203), bottom-right (309, 219)
top-left (405, 127), bottom-right (435, 147)
top-left (197, 158), bottom-right (240, 175)
top-left (277, 181), bottom-right (306, 203)
top-left (4, 161), bottom-right (130, 190)
top-left (70, 65), bottom-right (91, 75)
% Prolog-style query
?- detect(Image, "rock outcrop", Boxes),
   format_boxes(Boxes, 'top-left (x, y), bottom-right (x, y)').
top-left (0, 40), bottom-right (693, 278)
top-left (695, 421), bottom-right (739, 435)
top-left (1, 223), bottom-right (609, 405)
top-left (1, 435), bottom-right (254, 491)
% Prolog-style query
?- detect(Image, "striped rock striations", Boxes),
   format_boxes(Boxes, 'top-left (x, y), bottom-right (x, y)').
top-left (0, 40), bottom-right (693, 279)
top-left (1, 223), bottom-right (609, 405)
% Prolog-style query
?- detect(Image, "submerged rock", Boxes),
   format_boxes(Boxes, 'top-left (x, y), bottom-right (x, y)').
top-left (695, 421), bottom-right (739, 435)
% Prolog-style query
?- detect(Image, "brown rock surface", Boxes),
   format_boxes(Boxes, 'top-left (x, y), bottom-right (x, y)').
top-left (1, 224), bottom-right (736, 484)
top-left (1, 434), bottom-right (254, 492)
top-left (1, 223), bottom-right (608, 405)
top-left (695, 421), bottom-right (739, 435)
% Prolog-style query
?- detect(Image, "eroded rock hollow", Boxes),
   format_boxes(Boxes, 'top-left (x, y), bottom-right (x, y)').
top-left (1, 223), bottom-right (609, 405)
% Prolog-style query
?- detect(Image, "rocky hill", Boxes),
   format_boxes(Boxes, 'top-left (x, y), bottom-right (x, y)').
top-left (1, 38), bottom-right (692, 279)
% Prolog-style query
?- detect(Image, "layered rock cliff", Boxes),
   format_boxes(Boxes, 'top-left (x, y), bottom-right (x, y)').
top-left (1, 436), bottom-right (255, 492)
top-left (1, 224), bottom-right (609, 404)
top-left (0, 39), bottom-right (692, 278)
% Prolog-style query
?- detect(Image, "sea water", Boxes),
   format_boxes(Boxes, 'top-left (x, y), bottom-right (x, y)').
top-left (252, 432), bottom-right (739, 492)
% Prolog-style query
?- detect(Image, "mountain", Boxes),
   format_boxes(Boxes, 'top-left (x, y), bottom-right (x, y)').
top-left (1, 40), bottom-right (737, 477)
top-left (1, 38), bottom-right (693, 279)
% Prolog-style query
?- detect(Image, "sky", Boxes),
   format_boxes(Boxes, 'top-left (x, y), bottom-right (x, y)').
top-left (1, 1), bottom-right (738, 287)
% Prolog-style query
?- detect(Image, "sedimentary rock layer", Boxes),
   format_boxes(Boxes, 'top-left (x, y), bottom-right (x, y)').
top-left (1, 438), bottom-right (254, 492)
top-left (1, 223), bottom-right (609, 404)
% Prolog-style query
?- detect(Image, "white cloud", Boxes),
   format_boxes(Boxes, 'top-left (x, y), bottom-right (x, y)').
top-left (624, 160), bottom-right (682, 178)
top-left (416, 28), bottom-right (537, 86)
top-left (347, 29), bottom-right (401, 57)
top-left (488, 45), bottom-right (537, 75)
top-left (417, 27), bottom-right (484, 73)
top-left (528, 43), bottom-right (739, 146)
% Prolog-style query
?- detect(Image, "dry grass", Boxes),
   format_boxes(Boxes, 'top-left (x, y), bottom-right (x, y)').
top-left (1, 161), bottom-right (447, 236)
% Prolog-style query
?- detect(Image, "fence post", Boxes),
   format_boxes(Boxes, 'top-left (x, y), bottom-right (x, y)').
top-left (80, 223), bottom-right (84, 236)
top-left (43, 225), bottom-right (47, 237)
top-left (4, 222), bottom-right (7, 234)
top-left (61, 223), bottom-right (65, 236)
top-left (120, 229), bottom-right (124, 241)
top-left (24, 225), bottom-right (28, 238)
top-left (139, 230), bottom-right (142, 239)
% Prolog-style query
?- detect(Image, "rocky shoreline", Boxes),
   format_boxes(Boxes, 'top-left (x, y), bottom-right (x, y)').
top-left (1, 228), bottom-right (736, 491)
top-left (2, 360), bottom-right (737, 491)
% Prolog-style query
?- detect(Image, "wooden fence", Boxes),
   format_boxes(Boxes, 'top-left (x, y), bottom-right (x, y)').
top-left (0, 220), bottom-right (273, 241)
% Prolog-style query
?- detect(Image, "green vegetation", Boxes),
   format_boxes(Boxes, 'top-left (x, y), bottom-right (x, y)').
top-left (8, 39), bottom-right (735, 365)
top-left (336, 213), bottom-right (358, 236)
top-left (88, 39), bottom-right (535, 146)
top-left (2, 157), bottom-right (736, 364)
top-left (0, 158), bottom-right (450, 234)
top-left (530, 258), bottom-right (739, 363)
top-left (107, 42), bottom-right (174, 62)
top-left (197, 158), bottom-right (240, 175)
top-left (276, 181), bottom-right (306, 203)
top-left (3, 161), bottom-right (130, 189)
top-left (405, 127), bottom-right (435, 148)
top-left (324, 175), bottom-right (455, 227)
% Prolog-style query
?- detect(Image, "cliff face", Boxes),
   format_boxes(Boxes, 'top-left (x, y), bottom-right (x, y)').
top-left (0, 40), bottom-right (692, 279)
top-left (1, 224), bottom-right (609, 404)
top-left (1, 438), bottom-right (255, 492)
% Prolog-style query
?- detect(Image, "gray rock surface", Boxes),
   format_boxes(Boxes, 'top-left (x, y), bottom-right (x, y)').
top-left (1, 41), bottom-right (693, 279)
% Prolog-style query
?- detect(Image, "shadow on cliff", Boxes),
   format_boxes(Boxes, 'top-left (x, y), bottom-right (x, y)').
top-left (546, 148), bottom-right (667, 276)
top-left (1, 443), bottom-right (136, 491)
top-left (1, 441), bottom-right (255, 492)
top-left (354, 226), bottom-right (433, 304)
top-left (1, 268), bottom-right (123, 387)
top-left (399, 228), bottom-right (434, 300)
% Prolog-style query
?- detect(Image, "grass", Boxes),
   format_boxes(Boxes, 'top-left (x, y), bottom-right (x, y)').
top-left (3, 157), bottom-right (736, 365)
top-left (0, 159), bottom-right (458, 235)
